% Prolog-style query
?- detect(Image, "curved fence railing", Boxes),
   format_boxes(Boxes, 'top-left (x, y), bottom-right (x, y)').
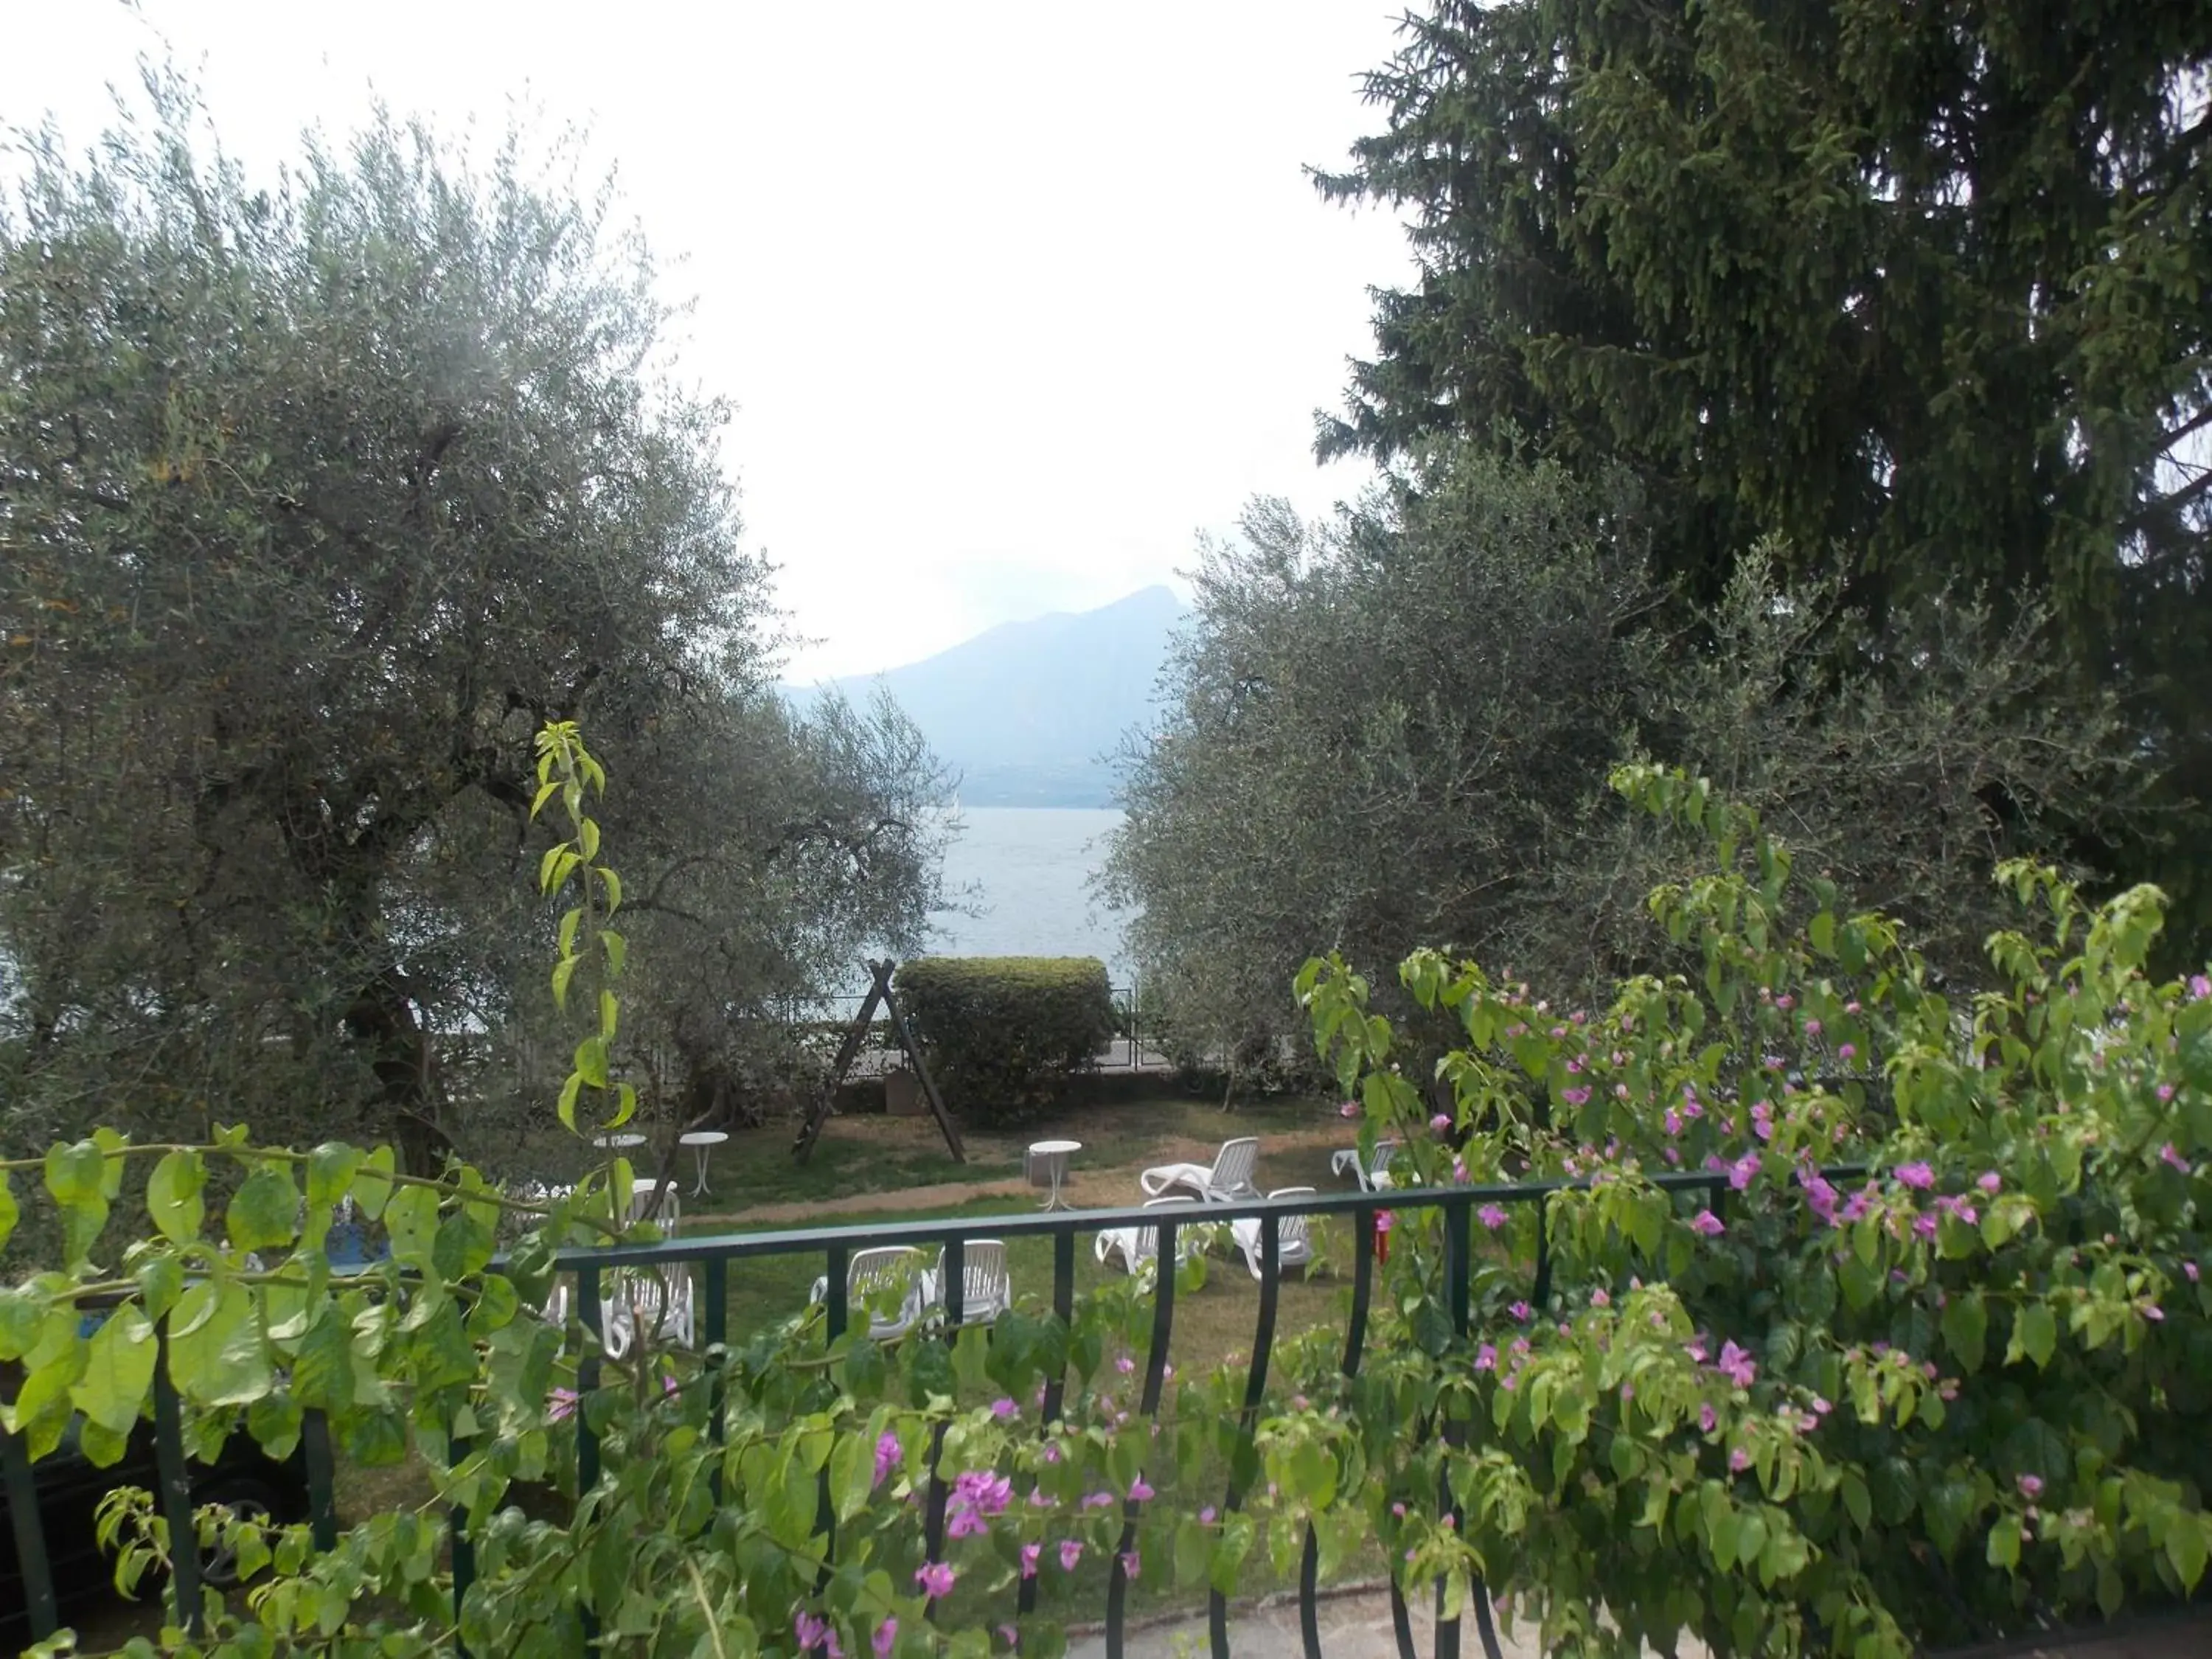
top-left (1, 1168), bottom-right (1859, 1657)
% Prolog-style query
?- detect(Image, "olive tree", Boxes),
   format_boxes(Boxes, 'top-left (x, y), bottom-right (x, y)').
top-left (0, 77), bottom-right (947, 1166)
top-left (1102, 446), bottom-right (2140, 1067)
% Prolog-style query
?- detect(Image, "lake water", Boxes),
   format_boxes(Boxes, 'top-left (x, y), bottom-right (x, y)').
top-left (924, 807), bottom-right (1132, 984)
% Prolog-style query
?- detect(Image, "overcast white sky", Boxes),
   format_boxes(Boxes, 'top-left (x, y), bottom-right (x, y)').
top-left (1, 1), bottom-right (1411, 681)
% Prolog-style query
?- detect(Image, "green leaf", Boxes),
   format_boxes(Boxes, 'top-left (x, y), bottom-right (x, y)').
top-left (599, 866), bottom-right (622, 911)
top-left (1210, 1512), bottom-right (1255, 1596)
top-left (1987, 1515), bottom-right (2022, 1571)
top-left (1840, 1471), bottom-right (1872, 1531)
top-left (1175, 1515), bottom-right (1211, 1586)
top-left (830, 1429), bottom-right (874, 1523)
top-left (557, 1072), bottom-right (583, 1132)
top-left (552, 953), bottom-right (580, 1013)
top-left (145, 1150), bottom-right (207, 1245)
top-left (599, 988), bottom-right (619, 1040)
top-left (2015, 1301), bottom-right (2057, 1370)
top-left (291, 1305), bottom-right (356, 1412)
top-left (44, 1140), bottom-right (110, 1265)
top-left (70, 1305), bottom-right (157, 1436)
top-left (1941, 1292), bottom-right (1988, 1374)
top-left (0, 1174), bottom-right (14, 1255)
top-left (602, 930), bottom-right (627, 976)
top-left (305, 1143), bottom-right (364, 1212)
top-left (168, 1280), bottom-right (274, 1408)
top-left (2166, 1515), bottom-right (2210, 1591)
top-left (228, 1165), bottom-right (301, 1254)
top-left (384, 1184), bottom-right (441, 1270)
top-left (354, 1146), bottom-right (397, 1220)
top-left (573, 1035), bottom-right (609, 1090)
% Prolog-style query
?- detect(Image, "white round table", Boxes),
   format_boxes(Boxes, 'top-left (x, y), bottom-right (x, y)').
top-left (1028, 1138), bottom-right (1082, 1211)
top-left (679, 1130), bottom-right (731, 1197)
top-left (593, 1131), bottom-right (647, 1153)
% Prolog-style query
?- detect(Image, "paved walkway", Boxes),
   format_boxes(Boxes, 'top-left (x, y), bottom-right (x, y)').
top-left (1065, 1583), bottom-right (1531, 1659)
top-left (1065, 1582), bottom-right (2212, 1659)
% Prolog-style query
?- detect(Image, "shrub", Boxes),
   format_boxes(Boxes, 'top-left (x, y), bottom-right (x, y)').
top-left (894, 956), bottom-right (1116, 1128)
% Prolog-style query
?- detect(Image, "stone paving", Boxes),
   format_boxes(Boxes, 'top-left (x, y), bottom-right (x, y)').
top-left (1065, 1581), bottom-right (2212, 1659)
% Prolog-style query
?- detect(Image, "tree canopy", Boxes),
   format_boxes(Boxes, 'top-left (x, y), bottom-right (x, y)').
top-left (0, 81), bottom-right (947, 1166)
top-left (1315, 0), bottom-right (2212, 942)
top-left (1103, 451), bottom-right (2138, 1071)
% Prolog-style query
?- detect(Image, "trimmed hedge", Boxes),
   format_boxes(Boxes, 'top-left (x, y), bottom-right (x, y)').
top-left (893, 956), bottom-right (1116, 1129)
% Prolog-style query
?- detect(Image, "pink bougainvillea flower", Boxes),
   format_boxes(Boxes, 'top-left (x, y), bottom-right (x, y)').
top-left (914, 1562), bottom-right (956, 1601)
top-left (1690, 1209), bottom-right (1726, 1237)
top-left (1590, 1287), bottom-right (1611, 1308)
top-left (1119, 1551), bottom-right (1141, 1581)
top-left (1430, 1113), bottom-right (1453, 1134)
top-left (1717, 1340), bottom-right (1757, 1388)
top-left (1478, 1204), bottom-right (1509, 1230)
top-left (1059, 1540), bottom-right (1085, 1571)
top-left (1127, 1478), bottom-right (1155, 1502)
top-left (1081, 1491), bottom-right (1115, 1510)
top-left (1339, 1100), bottom-right (1361, 1119)
top-left (796, 1611), bottom-right (841, 1658)
top-left (1977, 1171), bottom-right (2003, 1194)
top-left (998, 1627), bottom-right (1019, 1650)
top-left (991, 1397), bottom-right (1018, 1420)
top-left (1020, 1543), bottom-right (1041, 1579)
top-left (1804, 1019), bottom-right (1822, 1037)
top-left (1200, 1506), bottom-right (1217, 1524)
top-left (2161, 1143), bottom-right (2191, 1172)
top-left (2188, 1262), bottom-right (2202, 1284)
top-left (1699, 1403), bottom-right (1717, 1433)
top-left (1475, 1343), bottom-right (1497, 1371)
top-left (1894, 1161), bottom-right (1935, 1190)
top-left (873, 1618), bottom-right (898, 1659)
top-left (1728, 1446), bottom-right (1752, 1472)
top-left (1509, 1301), bottom-right (1531, 1321)
top-left (2191, 975), bottom-right (2212, 1001)
top-left (2017, 1474), bottom-right (2044, 1499)
top-left (1729, 1152), bottom-right (1761, 1191)
top-left (874, 1431), bottom-right (902, 1486)
top-left (548, 1388), bottom-right (578, 1422)
top-left (1837, 1043), bottom-right (1857, 1062)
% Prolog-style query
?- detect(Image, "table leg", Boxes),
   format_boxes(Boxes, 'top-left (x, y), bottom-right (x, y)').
top-left (691, 1146), bottom-right (710, 1197)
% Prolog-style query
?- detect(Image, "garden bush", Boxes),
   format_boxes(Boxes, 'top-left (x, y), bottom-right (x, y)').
top-left (894, 957), bottom-right (1116, 1129)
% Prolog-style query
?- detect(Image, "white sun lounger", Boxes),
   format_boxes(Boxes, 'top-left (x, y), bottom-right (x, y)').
top-left (1229, 1189), bottom-right (1318, 1281)
top-left (1138, 1136), bottom-right (1260, 1203)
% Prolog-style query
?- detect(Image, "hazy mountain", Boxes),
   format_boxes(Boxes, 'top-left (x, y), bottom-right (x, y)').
top-left (793, 585), bottom-right (1182, 807)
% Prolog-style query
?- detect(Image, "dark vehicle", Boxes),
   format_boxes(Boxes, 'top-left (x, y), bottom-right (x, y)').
top-left (1, 1416), bottom-right (310, 1644)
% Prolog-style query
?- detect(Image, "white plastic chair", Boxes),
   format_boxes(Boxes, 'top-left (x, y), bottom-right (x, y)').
top-left (604, 1267), bottom-right (697, 1357)
top-left (934, 1239), bottom-right (1012, 1324)
top-left (1230, 1189), bottom-right (1318, 1281)
top-left (1329, 1141), bottom-right (1399, 1192)
top-left (1139, 1137), bottom-right (1261, 1203)
top-left (580, 1181), bottom-right (688, 1354)
top-left (1096, 1197), bottom-right (1208, 1276)
top-left (810, 1246), bottom-right (933, 1339)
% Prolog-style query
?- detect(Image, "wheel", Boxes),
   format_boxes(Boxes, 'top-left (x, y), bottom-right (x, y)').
top-left (189, 1477), bottom-right (284, 1590)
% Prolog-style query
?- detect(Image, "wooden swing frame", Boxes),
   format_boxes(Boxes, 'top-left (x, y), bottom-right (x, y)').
top-left (792, 958), bottom-right (964, 1164)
